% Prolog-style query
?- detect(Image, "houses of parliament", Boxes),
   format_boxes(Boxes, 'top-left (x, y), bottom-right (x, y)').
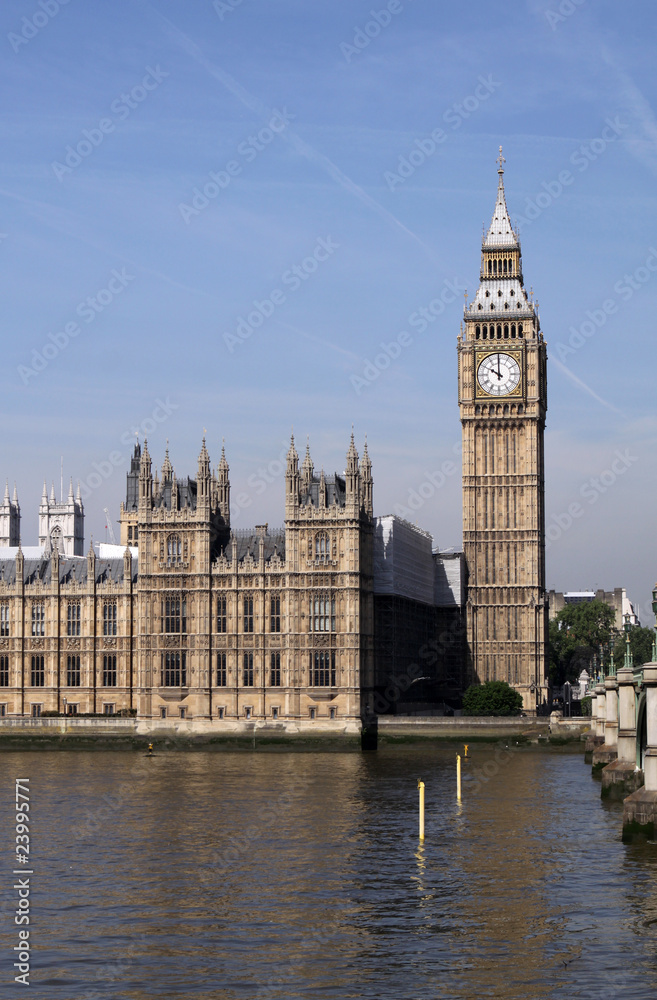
top-left (0, 155), bottom-right (548, 724)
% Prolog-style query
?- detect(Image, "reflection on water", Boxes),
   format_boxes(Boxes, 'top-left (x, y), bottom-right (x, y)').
top-left (1, 744), bottom-right (657, 999)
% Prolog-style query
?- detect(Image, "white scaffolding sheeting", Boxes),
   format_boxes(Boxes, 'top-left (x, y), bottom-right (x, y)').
top-left (433, 553), bottom-right (464, 607)
top-left (373, 515), bottom-right (435, 604)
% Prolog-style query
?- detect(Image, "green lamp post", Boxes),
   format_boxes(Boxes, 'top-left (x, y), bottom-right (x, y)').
top-left (623, 612), bottom-right (634, 671)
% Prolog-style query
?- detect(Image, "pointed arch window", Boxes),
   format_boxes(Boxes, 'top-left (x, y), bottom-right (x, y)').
top-left (315, 532), bottom-right (330, 563)
top-left (167, 534), bottom-right (182, 566)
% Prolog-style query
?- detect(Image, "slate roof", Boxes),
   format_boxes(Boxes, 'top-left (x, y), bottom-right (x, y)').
top-left (301, 474), bottom-right (346, 508)
top-left (0, 555), bottom-right (136, 587)
top-left (221, 529), bottom-right (285, 563)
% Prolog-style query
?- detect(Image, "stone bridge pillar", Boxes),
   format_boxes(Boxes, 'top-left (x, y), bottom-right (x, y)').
top-left (623, 665), bottom-right (657, 841)
top-left (604, 676), bottom-right (618, 747)
top-left (617, 667), bottom-right (637, 763)
top-left (595, 683), bottom-right (606, 739)
top-left (585, 683), bottom-right (606, 759)
top-left (593, 676), bottom-right (619, 768)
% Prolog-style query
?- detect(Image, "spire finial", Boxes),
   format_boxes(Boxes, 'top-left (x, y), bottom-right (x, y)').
top-left (497, 145), bottom-right (505, 172)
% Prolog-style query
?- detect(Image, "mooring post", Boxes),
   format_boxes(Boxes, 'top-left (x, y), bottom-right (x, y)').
top-left (457, 754), bottom-right (462, 802)
top-left (417, 779), bottom-right (425, 840)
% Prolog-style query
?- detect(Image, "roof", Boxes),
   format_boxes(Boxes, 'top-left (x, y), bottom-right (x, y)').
top-left (301, 474), bottom-right (346, 509)
top-left (0, 555), bottom-right (136, 586)
top-left (221, 529), bottom-right (285, 564)
top-left (484, 167), bottom-right (518, 248)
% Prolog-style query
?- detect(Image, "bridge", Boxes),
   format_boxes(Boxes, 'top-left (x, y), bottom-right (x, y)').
top-left (586, 657), bottom-right (657, 841)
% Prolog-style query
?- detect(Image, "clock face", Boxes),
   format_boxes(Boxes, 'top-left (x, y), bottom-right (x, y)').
top-left (477, 352), bottom-right (521, 396)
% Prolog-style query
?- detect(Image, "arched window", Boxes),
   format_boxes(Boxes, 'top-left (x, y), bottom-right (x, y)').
top-left (493, 259), bottom-right (497, 274)
top-left (497, 324), bottom-right (502, 339)
top-left (508, 259), bottom-right (514, 275)
top-left (163, 595), bottom-right (187, 634)
top-left (167, 535), bottom-right (182, 566)
top-left (310, 594), bottom-right (336, 633)
top-left (504, 324), bottom-right (509, 339)
top-left (511, 324), bottom-right (516, 338)
top-left (503, 258), bottom-right (507, 274)
top-left (488, 260), bottom-right (492, 274)
top-left (475, 325), bottom-right (480, 340)
top-left (315, 532), bottom-right (329, 563)
top-left (518, 324), bottom-right (523, 338)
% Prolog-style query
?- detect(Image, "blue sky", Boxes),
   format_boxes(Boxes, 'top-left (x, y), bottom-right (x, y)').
top-left (2, 0), bottom-right (656, 621)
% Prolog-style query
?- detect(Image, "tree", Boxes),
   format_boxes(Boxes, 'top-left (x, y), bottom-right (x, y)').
top-left (548, 600), bottom-right (617, 686)
top-left (613, 626), bottom-right (656, 669)
top-left (462, 680), bottom-right (523, 716)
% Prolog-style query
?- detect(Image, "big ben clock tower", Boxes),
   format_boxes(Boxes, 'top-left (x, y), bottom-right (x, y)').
top-left (458, 149), bottom-right (548, 711)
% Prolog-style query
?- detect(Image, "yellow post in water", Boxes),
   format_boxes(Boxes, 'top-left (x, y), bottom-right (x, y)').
top-left (457, 754), bottom-right (462, 802)
top-left (417, 779), bottom-right (425, 840)
top-left (464, 744), bottom-right (469, 758)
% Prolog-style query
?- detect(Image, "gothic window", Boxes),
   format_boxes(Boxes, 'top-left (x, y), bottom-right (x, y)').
top-left (243, 596), bottom-right (254, 633)
top-left (166, 534), bottom-right (182, 566)
top-left (50, 525), bottom-right (62, 552)
top-left (243, 652), bottom-right (254, 686)
top-left (504, 324), bottom-right (509, 339)
top-left (315, 532), bottom-right (329, 563)
top-left (162, 651), bottom-right (186, 687)
top-left (103, 601), bottom-right (117, 636)
top-left (30, 655), bottom-right (44, 686)
top-left (270, 652), bottom-right (281, 687)
top-left (163, 596), bottom-right (187, 634)
top-left (496, 324), bottom-right (502, 339)
top-left (103, 654), bottom-right (117, 687)
top-left (0, 603), bottom-right (8, 636)
top-left (475, 325), bottom-right (480, 340)
top-left (493, 259), bottom-right (497, 274)
top-left (216, 652), bottom-right (227, 686)
top-left (503, 258), bottom-right (507, 274)
top-left (270, 596), bottom-right (281, 633)
top-left (488, 260), bottom-right (492, 274)
top-left (310, 650), bottom-right (336, 687)
top-left (518, 324), bottom-right (523, 338)
top-left (31, 603), bottom-right (45, 637)
top-left (66, 655), bottom-right (81, 686)
top-left (0, 655), bottom-right (8, 686)
top-left (217, 596), bottom-right (227, 633)
top-left (310, 595), bottom-right (336, 633)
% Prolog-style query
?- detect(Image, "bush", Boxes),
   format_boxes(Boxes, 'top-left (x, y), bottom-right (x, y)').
top-left (462, 680), bottom-right (524, 716)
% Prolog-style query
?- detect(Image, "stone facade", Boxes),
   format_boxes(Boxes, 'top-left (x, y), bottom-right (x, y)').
top-left (0, 435), bottom-right (374, 726)
top-left (458, 151), bottom-right (549, 709)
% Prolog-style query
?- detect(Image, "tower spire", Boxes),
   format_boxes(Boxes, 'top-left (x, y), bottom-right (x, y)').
top-left (484, 146), bottom-right (516, 249)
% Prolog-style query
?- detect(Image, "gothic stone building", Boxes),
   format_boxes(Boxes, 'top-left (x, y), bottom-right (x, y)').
top-left (0, 435), bottom-right (375, 724)
top-left (458, 150), bottom-right (549, 708)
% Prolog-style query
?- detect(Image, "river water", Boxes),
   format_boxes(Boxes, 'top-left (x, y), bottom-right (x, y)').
top-left (1, 742), bottom-right (656, 999)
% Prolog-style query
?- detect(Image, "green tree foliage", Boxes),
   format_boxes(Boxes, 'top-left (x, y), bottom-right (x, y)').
top-left (548, 600), bottom-right (617, 686)
top-left (612, 626), bottom-right (656, 668)
top-left (462, 680), bottom-right (523, 716)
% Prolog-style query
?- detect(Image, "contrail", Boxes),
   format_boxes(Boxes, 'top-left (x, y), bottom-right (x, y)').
top-left (551, 356), bottom-right (626, 417)
top-left (148, 7), bottom-right (441, 261)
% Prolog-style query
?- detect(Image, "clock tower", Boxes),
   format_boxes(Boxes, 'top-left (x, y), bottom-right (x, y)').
top-left (458, 150), bottom-right (548, 711)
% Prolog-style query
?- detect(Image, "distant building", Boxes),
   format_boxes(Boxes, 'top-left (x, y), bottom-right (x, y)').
top-left (38, 479), bottom-right (84, 556)
top-left (548, 589), bottom-right (640, 631)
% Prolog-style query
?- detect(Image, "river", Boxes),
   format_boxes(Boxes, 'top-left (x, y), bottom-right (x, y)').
top-left (1, 742), bottom-right (656, 999)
